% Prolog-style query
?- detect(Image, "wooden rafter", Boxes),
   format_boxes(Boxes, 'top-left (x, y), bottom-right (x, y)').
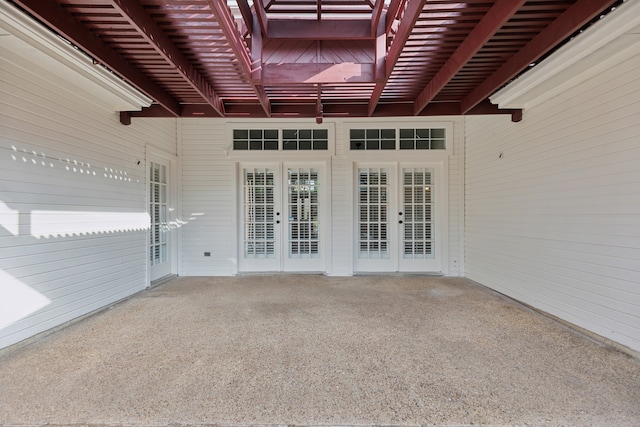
top-left (371, 0), bottom-right (385, 36)
top-left (110, 0), bottom-right (225, 117)
top-left (413, 0), bottom-right (526, 115)
top-left (461, 0), bottom-right (619, 114)
top-left (385, 0), bottom-right (405, 34)
top-left (254, 0), bottom-right (269, 37)
top-left (207, 0), bottom-right (271, 117)
top-left (368, 0), bottom-right (426, 116)
top-left (11, 0), bottom-right (181, 117)
top-left (235, 0), bottom-right (254, 35)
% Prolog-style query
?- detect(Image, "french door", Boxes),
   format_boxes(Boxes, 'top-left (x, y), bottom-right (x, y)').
top-left (239, 163), bottom-right (325, 272)
top-left (149, 159), bottom-right (171, 281)
top-left (355, 163), bottom-right (442, 273)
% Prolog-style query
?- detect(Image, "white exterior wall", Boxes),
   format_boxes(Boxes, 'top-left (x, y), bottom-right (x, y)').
top-left (464, 53), bottom-right (640, 352)
top-left (180, 117), bottom-right (464, 277)
top-left (0, 41), bottom-right (177, 349)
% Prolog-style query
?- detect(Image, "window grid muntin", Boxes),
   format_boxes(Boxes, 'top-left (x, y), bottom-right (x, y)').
top-left (357, 167), bottom-right (390, 259)
top-left (350, 128), bottom-right (396, 150)
top-left (399, 128), bottom-right (446, 150)
top-left (233, 129), bottom-right (278, 151)
top-left (283, 129), bottom-right (328, 150)
top-left (243, 168), bottom-right (276, 258)
top-left (149, 161), bottom-right (168, 266)
top-left (402, 168), bottom-right (434, 259)
top-left (287, 167), bottom-right (320, 258)
top-left (349, 127), bottom-right (446, 150)
top-left (233, 129), bottom-right (329, 151)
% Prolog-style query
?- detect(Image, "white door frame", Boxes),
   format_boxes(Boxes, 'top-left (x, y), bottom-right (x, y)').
top-left (146, 146), bottom-right (178, 284)
top-left (353, 160), bottom-right (447, 274)
top-left (237, 161), bottom-right (329, 273)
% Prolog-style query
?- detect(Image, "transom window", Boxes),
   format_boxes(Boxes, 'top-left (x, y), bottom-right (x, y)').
top-left (350, 129), bottom-right (396, 150)
top-left (233, 129), bottom-right (278, 151)
top-left (233, 129), bottom-right (329, 151)
top-left (350, 128), bottom-right (447, 150)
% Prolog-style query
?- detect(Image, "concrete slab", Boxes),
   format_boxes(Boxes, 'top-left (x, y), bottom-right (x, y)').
top-left (0, 276), bottom-right (638, 426)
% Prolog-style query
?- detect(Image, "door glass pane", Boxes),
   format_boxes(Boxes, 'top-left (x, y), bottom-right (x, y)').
top-left (243, 168), bottom-right (277, 259)
top-left (287, 167), bottom-right (320, 259)
top-left (402, 168), bottom-right (433, 259)
top-left (357, 168), bottom-right (390, 259)
top-left (149, 161), bottom-right (169, 267)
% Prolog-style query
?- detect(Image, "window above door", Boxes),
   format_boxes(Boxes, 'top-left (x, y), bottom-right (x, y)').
top-left (229, 125), bottom-right (334, 156)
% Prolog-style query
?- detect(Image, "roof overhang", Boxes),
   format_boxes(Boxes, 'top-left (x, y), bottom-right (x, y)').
top-left (491, 0), bottom-right (640, 110)
top-left (0, 1), bottom-right (152, 112)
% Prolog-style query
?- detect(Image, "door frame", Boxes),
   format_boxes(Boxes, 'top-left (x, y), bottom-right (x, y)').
top-left (146, 146), bottom-right (179, 285)
top-left (351, 159), bottom-right (448, 274)
top-left (235, 160), bottom-right (331, 273)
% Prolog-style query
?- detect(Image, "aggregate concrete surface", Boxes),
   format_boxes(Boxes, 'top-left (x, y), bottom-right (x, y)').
top-left (0, 276), bottom-right (638, 427)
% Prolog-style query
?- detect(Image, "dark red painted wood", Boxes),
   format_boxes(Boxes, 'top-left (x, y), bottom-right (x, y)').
top-left (413, 0), bottom-right (526, 115)
top-left (110, 0), bottom-right (225, 116)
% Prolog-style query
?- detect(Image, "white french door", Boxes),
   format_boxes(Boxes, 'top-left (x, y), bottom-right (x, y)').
top-left (239, 163), bottom-right (325, 272)
top-left (149, 159), bottom-right (171, 281)
top-left (355, 163), bottom-right (442, 273)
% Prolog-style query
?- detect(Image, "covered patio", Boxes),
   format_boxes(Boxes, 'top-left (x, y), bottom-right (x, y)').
top-left (1, 275), bottom-right (638, 426)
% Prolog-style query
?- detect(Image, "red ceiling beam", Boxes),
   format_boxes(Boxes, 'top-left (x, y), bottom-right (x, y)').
top-left (11, 0), bottom-right (181, 117)
top-left (267, 19), bottom-right (374, 40)
top-left (251, 13), bottom-right (263, 82)
top-left (109, 0), bottom-right (225, 117)
top-left (460, 0), bottom-right (619, 114)
top-left (375, 11), bottom-right (386, 82)
top-left (368, 0), bottom-right (427, 116)
top-left (235, 0), bottom-right (254, 35)
top-left (262, 63), bottom-right (376, 85)
top-left (207, 0), bottom-right (271, 117)
top-left (385, 0), bottom-right (405, 34)
top-left (413, 0), bottom-right (526, 115)
top-left (254, 0), bottom-right (269, 37)
top-left (131, 101), bottom-right (521, 121)
top-left (371, 0), bottom-right (385, 37)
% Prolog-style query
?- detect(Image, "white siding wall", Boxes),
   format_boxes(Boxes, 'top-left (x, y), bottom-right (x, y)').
top-left (0, 45), bottom-right (177, 349)
top-left (464, 53), bottom-right (640, 351)
top-left (179, 118), bottom-right (464, 276)
top-left (179, 119), bottom-right (235, 275)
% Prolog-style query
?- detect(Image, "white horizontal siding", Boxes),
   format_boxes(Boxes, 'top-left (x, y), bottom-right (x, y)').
top-left (180, 119), bottom-right (235, 275)
top-left (464, 53), bottom-right (640, 351)
top-left (0, 43), bottom-right (176, 349)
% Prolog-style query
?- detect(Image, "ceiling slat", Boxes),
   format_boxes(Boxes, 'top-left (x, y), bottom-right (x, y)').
top-left (110, 0), bottom-right (225, 116)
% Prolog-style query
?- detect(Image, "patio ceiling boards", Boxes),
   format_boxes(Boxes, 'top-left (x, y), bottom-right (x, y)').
top-left (9, 0), bottom-right (620, 124)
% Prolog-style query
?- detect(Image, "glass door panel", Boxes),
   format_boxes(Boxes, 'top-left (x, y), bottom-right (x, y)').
top-left (149, 160), bottom-right (170, 281)
top-left (355, 166), bottom-right (396, 272)
top-left (282, 165), bottom-right (324, 271)
top-left (240, 167), bottom-right (280, 271)
top-left (398, 166), bottom-right (439, 272)
top-left (287, 167), bottom-right (320, 259)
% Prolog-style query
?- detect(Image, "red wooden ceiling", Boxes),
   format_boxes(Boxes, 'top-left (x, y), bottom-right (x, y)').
top-left (10, 0), bottom-right (619, 122)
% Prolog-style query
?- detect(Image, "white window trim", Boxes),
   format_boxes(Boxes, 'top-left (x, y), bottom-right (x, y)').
top-left (344, 121), bottom-right (454, 159)
top-left (225, 122), bottom-right (336, 158)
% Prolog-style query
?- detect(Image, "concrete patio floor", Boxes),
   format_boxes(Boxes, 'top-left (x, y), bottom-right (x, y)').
top-left (0, 275), bottom-right (639, 427)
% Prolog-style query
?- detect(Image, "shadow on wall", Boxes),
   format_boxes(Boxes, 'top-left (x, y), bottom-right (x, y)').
top-left (0, 144), bottom-right (153, 342)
